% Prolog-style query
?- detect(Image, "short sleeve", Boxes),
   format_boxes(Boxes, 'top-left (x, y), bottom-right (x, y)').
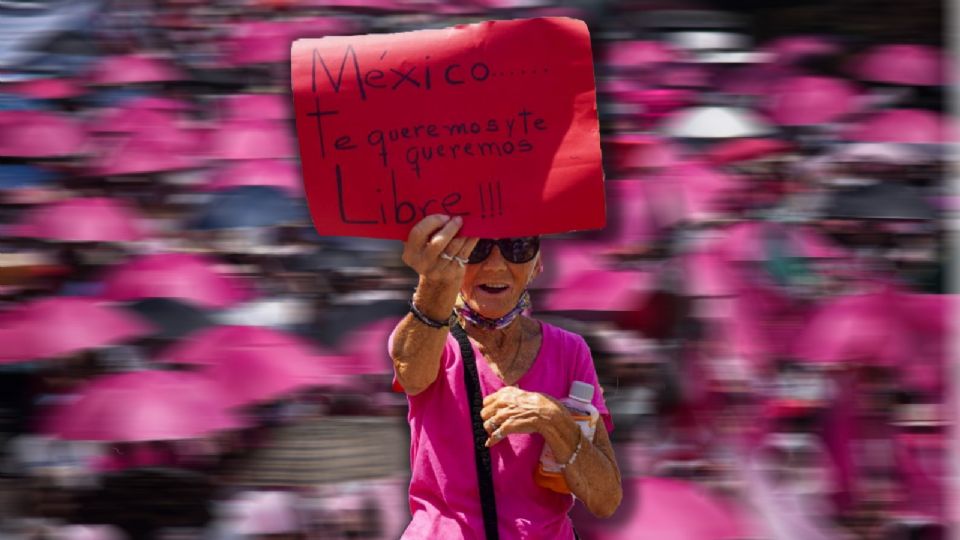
top-left (571, 334), bottom-right (614, 433)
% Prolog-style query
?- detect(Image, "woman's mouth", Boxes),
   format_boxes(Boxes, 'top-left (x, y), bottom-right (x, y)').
top-left (478, 284), bottom-right (510, 295)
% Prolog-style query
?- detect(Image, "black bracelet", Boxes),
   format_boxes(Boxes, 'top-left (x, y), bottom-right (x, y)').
top-left (409, 300), bottom-right (453, 329)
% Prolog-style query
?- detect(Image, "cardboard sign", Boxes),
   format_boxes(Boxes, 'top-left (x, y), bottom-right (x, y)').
top-left (291, 17), bottom-right (605, 240)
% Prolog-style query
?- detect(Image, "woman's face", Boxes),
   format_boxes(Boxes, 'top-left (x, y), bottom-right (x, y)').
top-left (460, 243), bottom-right (541, 319)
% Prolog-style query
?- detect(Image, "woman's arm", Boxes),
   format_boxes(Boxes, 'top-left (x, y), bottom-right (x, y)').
top-left (540, 411), bottom-right (623, 518)
top-left (481, 388), bottom-right (623, 518)
top-left (390, 215), bottom-right (478, 396)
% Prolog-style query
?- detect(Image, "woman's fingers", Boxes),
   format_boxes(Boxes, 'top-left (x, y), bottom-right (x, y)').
top-left (455, 237), bottom-right (480, 263)
top-left (406, 214), bottom-right (451, 247)
top-left (401, 215), bottom-right (470, 278)
top-left (484, 415), bottom-right (540, 447)
top-left (423, 216), bottom-right (463, 260)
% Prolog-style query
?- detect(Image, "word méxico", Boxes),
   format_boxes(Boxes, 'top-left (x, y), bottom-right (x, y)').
top-left (312, 45), bottom-right (492, 100)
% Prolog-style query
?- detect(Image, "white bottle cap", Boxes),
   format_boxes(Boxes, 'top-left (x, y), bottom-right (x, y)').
top-left (569, 381), bottom-right (595, 403)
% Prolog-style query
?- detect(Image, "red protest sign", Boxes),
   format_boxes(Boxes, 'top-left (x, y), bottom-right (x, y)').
top-left (291, 17), bottom-right (605, 240)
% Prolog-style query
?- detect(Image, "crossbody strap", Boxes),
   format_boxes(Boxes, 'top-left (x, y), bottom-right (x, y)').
top-left (452, 323), bottom-right (500, 540)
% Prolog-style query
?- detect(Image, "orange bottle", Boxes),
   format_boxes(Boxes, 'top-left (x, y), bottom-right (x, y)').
top-left (535, 381), bottom-right (599, 494)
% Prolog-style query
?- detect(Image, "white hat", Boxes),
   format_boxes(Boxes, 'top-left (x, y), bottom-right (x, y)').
top-left (51, 525), bottom-right (126, 540)
top-left (234, 491), bottom-right (303, 536)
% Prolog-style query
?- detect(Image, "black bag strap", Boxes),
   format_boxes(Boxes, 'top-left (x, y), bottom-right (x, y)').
top-left (452, 323), bottom-right (500, 540)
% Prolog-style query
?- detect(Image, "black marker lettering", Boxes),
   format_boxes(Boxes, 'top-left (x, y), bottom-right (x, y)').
top-left (479, 184), bottom-right (486, 218)
top-left (390, 67), bottom-right (420, 89)
top-left (471, 62), bottom-right (490, 81)
top-left (392, 170), bottom-right (416, 224)
top-left (367, 129), bottom-right (388, 166)
top-left (307, 96), bottom-right (338, 158)
top-left (335, 165), bottom-right (378, 224)
top-left (442, 192), bottom-right (469, 216)
top-left (444, 64), bottom-right (464, 85)
top-left (364, 69), bottom-right (386, 88)
top-left (334, 135), bottom-right (356, 150)
top-left (488, 182), bottom-right (495, 217)
top-left (497, 181), bottom-right (503, 216)
top-left (518, 108), bottom-right (532, 135)
top-left (312, 46), bottom-right (365, 100)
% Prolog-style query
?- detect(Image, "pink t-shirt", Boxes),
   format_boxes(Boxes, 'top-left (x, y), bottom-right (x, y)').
top-left (391, 321), bottom-right (612, 539)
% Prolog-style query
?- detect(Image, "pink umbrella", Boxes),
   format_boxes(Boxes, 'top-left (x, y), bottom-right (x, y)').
top-left (47, 371), bottom-right (246, 441)
top-left (573, 477), bottom-right (752, 540)
top-left (161, 325), bottom-right (350, 405)
top-left (706, 137), bottom-right (793, 166)
top-left (793, 289), bottom-right (914, 366)
top-left (87, 106), bottom-right (178, 135)
top-left (844, 109), bottom-right (950, 144)
top-left (618, 88), bottom-right (695, 128)
top-left (726, 282), bottom-right (812, 369)
top-left (87, 53), bottom-right (184, 86)
top-left (656, 64), bottom-right (712, 89)
top-left (853, 44), bottom-right (945, 86)
top-left (719, 63), bottom-right (804, 97)
top-left (603, 134), bottom-right (679, 174)
top-left (664, 162), bottom-right (748, 222)
top-left (222, 18), bottom-right (358, 66)
top-left (338, 317), bottom-right (403, 375)
top-left (6, 197), bottom-right (145, 243)
top-left (202, 348), bottom-right (350, 406)
top-left (6, 77), bottom-right (84, 100)
top-left (295, 0), bottom-right (401, 9)
top-left (208, 120), bottom-right (296, 160)
top-left (543, 269), bottom-right (658, 312)
top-left (606, 40), bottom-right (683, 71)
top-left (682, 247), bottom-right (740, 298)
top-left (605, 180), bottom-right (660, 248)
top-left (765, 76), bottom-right (860, 126)
top-left (0, 297), bottom-right (153, 363)
top-left (86, 131), bottom-right (203, 176)
top-left (100, 253), bottom-right (254, 308)
top-left (159, 325), bottom-right (333, 365)
top-left (203, 159), bottom-right (302, 195)
top-left (122, 96), bottom-right (193, 112)
top-left (763, 35), bottom-right (840, 65)
top-left (898, 293), bottom-right (950, 395)
top-left (0, 111), bottom-right (87, 158)
top-left (894, 431), bottom-right (946, 519)
top-left (219, 94), bottom-right (290, 121)
top-left (718, 222), bottom-right (848, 262)
top-left (535, 239), bottom-right (610, 290)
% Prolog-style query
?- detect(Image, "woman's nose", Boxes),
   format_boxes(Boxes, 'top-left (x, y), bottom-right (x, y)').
top-left (480, 245), bottom-right (509, 269)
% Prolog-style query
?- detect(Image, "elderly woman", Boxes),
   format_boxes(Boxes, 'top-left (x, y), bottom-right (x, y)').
top-left (390, 214), bottom-right (622, 539)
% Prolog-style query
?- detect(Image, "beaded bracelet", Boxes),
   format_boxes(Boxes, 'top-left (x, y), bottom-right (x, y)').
top-left (409, 300), bottom-right (452, 329)
top-left (557, 428), bottom-right (584, 471)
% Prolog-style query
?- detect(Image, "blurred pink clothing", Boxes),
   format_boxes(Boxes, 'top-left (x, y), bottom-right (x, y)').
top-left (392, 321), bottom-right (612, 539)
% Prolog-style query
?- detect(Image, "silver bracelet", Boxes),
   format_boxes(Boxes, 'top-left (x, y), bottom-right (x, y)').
top-left (557, 428), bottom-right (584, 471)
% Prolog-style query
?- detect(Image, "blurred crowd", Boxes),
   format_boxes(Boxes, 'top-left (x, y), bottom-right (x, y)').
top-left (0, 0), bottom-right (950, 539)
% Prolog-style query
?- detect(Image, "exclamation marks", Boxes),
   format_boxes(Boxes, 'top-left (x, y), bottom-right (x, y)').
top-left (478, 181), bottom-right (503, 219)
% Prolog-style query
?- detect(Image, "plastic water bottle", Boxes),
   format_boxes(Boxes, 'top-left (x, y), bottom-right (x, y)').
top-left (535, 381), bottom-right (599, 494)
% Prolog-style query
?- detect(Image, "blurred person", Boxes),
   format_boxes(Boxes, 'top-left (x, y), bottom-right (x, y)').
top-left (390, 215), bottom-right (622, 538)
top-left (205, 490), bottom-right (305, 540)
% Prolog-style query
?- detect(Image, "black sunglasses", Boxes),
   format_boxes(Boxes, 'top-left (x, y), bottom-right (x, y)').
top-left (467, 237), bottom-right (540, 264)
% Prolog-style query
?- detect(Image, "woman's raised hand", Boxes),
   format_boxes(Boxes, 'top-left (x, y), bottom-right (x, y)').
top-left (402, 215), bottom-right (479, 286)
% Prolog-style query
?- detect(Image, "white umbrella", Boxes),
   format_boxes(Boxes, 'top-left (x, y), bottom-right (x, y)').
top-left (662, 106), bottom-right (774, 139)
